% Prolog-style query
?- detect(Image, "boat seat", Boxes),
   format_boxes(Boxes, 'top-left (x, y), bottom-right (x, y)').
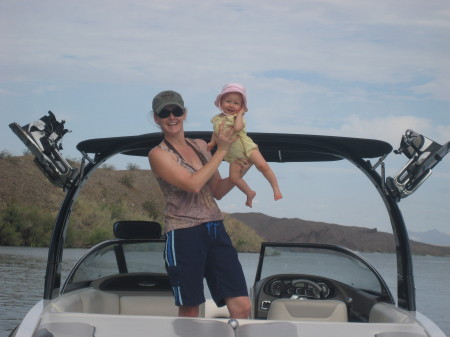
top-left (369, 302), bottom-right (415, 324)
top-left (267, 299), bottom-right (348, 322)
top-left (48, 288), bottom-right (120, 314)
top-left (236, 322), bottom-right (298, 337)
top-left (119, 295), bottom-right (179, 316)
top-left (204, 300), bottom-right (230, 318)
top-left (33, 322), bottom-right (95, 337)
top-left (47, 288), bottom-right (182, 316)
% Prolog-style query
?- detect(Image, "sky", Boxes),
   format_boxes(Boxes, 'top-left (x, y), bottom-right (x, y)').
top-left (1, 0), bottom-right (449, 234)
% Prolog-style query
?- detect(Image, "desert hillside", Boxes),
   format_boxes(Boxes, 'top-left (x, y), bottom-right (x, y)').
top-left (0, 155), bottom-right (262, 250)
top-left (230, 212), bottom-right (450, 256)
top-left (1, 155), bottom-right (449, 256)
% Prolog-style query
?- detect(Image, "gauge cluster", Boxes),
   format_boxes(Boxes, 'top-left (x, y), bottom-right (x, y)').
top-left (265, 277), bottom-right (333, 299)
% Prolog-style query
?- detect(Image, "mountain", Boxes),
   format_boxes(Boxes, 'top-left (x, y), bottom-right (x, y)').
top-left (1, 155), bottom-right (449, 256)
top-left (0, 155), bottom-right (262, 250)
top-left (230, 212), bottom-right (450, 256)
top-left (409, 229), bottom-right (450, 247)
top-left (0, 155), bottom-right (164, 215)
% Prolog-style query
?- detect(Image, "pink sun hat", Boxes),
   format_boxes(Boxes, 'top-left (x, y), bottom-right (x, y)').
top-left (214, 83), bottom-right (248, 112)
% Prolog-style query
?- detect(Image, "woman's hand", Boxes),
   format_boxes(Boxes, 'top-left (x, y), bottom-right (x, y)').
top-left (215, 121), bottom-right (238, 152)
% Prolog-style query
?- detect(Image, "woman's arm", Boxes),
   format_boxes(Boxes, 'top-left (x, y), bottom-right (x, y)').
top-left (207, 155), bottom-right (252, 199)
top-left (209, 173), bottom-right (234, 200)
top-left (195, 139), bottom-right (234, 199)
top-left (148, 123), bottom-right (236, 193)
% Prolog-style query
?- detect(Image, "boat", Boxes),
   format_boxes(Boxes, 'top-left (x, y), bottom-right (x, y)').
top-left (8, 111), bottom-right (449, 337)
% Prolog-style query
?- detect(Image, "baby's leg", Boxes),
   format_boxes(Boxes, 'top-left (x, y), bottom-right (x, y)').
top-left (229, 161), bottom-right (256, 207)
top-left (249, 150), bottom-right (282, 200)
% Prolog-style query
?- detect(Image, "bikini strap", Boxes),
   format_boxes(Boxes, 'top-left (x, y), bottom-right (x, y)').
top-left (163, 138), bottom-right (208, 170)
top-left (186, 139), bottom-right (208, 165)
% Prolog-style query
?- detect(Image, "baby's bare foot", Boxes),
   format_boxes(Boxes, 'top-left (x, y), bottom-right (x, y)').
top-left (245, 190), bottom-right (256, 207)
top-left (274, 191), bottom-right (283, 201)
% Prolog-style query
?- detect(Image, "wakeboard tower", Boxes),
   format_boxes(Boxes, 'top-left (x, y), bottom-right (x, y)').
top-left (9, 111), bottom-right (78, 190)
top-left (386, 129), bottom-right (450, 201)
top-left (9, 112), bottom-right (449, 201)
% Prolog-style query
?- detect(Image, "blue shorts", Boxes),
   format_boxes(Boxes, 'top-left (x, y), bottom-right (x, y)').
top-left (164, 221), bottom-right (248, 307)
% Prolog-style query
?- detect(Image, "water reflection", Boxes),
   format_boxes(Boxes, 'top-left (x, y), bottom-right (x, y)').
top-left (0, 247), bottom-right (449, 337)
top-left (0, 247), bottom-right (86, 337)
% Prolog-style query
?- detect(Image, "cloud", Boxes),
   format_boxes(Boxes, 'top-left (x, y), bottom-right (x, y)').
top-left (0, 89), bottom-right (21, 96)
top-left (411, 76), bottom-right (450, 101)
top-left (249, 106), bottom-right (447, 147)
top-left (2, 0), bottom-right (449, 96)
top-left (31, 85), bottom-right (59, 95)
top-left (337, 115), bottom-right (434, 145)
top-left (1, 0), bottom-right (449, 234)
top-left (339, 115), bottom-right (450, 146)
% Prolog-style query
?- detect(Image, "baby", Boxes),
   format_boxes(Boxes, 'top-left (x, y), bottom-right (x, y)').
top-left (208, 83), bottom-right (282, 207)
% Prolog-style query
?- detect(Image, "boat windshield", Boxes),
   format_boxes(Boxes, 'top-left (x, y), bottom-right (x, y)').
top-left (67, 241), bottom-right (166, 285)
top-left (258, 245), bottom-right (382, 293)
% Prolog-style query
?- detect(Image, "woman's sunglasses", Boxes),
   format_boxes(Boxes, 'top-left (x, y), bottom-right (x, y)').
top-left (158, 106), bottom-right (185, 119)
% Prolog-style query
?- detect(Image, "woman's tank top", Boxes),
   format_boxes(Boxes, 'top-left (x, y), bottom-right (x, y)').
top-left (154, 138), bottom-right (223, 233)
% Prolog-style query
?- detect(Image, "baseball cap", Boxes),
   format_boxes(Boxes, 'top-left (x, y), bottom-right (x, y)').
top-left (152, 90), bottom-right (185, 114)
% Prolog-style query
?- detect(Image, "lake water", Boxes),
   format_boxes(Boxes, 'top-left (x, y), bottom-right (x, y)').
top-left (0, 246), bottom-right (449, 336)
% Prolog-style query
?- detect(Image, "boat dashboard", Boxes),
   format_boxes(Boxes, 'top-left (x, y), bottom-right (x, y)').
top-left (264, 276), bottom-right (334, 299)
top-left (253, 274), bottom-right (354, 320)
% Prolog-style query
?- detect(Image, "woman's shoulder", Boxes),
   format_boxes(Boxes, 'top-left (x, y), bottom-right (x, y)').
top-left (187, 137), bottom-right (207, 150)
top-left (148, 141), bottom-right (167, 157)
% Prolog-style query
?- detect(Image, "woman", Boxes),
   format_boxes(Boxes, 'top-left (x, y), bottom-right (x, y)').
top-left (148, 90), bottom-right (251, 318)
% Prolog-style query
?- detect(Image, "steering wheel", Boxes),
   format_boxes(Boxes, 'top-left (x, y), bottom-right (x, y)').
top-left (290, 279), bottom-right (324, 299)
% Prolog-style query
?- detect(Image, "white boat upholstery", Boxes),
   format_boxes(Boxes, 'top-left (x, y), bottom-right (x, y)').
top-left (374, 332), bottom-right (427, 337)
top-left (236, 321), bottom-right (298, 337)
top-left (48, 288), bottom-right (120, 314)
top-left (33, 322), bottom-right (95, 337)
top-left (38, 315), bottom-right (237, 337)
top-left (119, 295), bottom-right (179, 316)
top-left (369, 302), bottom-right (416, 324)
top-left (204, 300), bottom-right (230, 318)
top-left (267, 299), bottom-right (348, 322)
top-left (47, 288), bottom-right (180, 316)
top-left (45, 288), bottom-right (223, 317)
top-left (37, 314), bottom-right (429, 337)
